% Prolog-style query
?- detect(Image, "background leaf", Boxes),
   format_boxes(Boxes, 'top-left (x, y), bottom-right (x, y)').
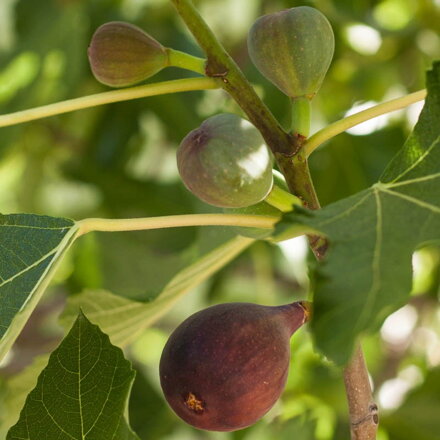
top-left (0, 355), bottom-right (49, 438)
top-left (277, 62), bottom-right (440, 364)
top-left (60, 235), bottom-right (254, 346)
top-left (7, 312), bottom-right (139, 440)
top-left (381, 368), bottom-right (440, 440)
top-left (0, 214), bottom-right (78, 361)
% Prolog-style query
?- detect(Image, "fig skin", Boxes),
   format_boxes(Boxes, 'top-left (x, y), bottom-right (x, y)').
top-left (177, 113), bottom-right (273, 208)
top-left (88, 21), bottom-right (168, 87)
top-left (159, 301), bottom-right (309, 431)
top-left (248, 6), bottom-right (335, 99)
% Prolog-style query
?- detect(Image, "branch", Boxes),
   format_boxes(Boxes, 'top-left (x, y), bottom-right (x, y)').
top-left (304, 89), bottom-right (427, 157)
top-left (76, 213), bottom-right (280, 236)
top-left (170, 0), bottom-right (296, 156)
top-left (344, 346), bottom-right (379, 440)
top-left (168, 4), bottom-right (377, 438)
top-left (0, 77), bottom-right (218, 128)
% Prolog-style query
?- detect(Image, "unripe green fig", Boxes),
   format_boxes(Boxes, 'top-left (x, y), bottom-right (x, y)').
top-left (88, 21), bottom-right (168, 87)
top-left (248, 7), bottom-right (335, 99)
top-left (177, 113), bottom-right (273, 208)
top-left (160, 301), bottom-right (309, 431)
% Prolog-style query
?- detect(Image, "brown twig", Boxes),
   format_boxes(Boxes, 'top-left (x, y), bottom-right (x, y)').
top-left (344, 346), bottom-right (379, 439)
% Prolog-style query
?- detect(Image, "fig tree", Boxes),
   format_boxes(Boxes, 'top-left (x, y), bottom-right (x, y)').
top-left (88, 21), bottom-right (168, 87)
top-left (160, 301), bottom-right (309, 431)
top-left (177, 113), bottom-right (273, 208)
top-left (248, 6), bottom-right (335, 99)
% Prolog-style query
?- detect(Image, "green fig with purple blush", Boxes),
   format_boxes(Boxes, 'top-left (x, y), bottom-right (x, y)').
top-left (88, 21), bottom-right (168, 87)
top-left (248, 6), bottom-right (335, 99)
top-left (177, 113), bottom-right (273, 208)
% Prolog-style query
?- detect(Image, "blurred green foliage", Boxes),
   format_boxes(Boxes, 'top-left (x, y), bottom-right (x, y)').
top-left (0, 0), bottom-right (439, 439)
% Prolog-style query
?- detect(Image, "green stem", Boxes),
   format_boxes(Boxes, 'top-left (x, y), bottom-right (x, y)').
top-left (276, 150), bottom-right (328, 258)
top-left (166, 48), bottom-right (206, 75)
top-left (0, 77), bottom-right (219, 128)
top-left (265, 184), bottom-right (302, 212)
top-left (291, 96), bottom-right (311, 138)
top-left (76, 213), bottom-right (281, 236)
top-left (304, 89), bottom-right (427, 157)
top-left (170, 0), bottom-right (297, 156)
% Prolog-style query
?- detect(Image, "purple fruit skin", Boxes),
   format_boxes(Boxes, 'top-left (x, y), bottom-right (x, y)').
top-left (177, 113), bottom-right (273, 208)
top-left (88, 21), bottom-right (168, 87)
top-left (159, 302), bottom-right (307, 431)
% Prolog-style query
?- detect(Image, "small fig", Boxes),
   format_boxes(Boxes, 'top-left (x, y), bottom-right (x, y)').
top-left (248, 6), bottom-right (335, 99)
top-left (160, 301), bottom-right (309, 431)
top-left (177, 113), bottom-right (273, 208)
top-left (88, 21), bottom-right (168, 87)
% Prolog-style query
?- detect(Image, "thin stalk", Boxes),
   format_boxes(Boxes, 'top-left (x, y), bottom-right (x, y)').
top-left (265, 184), bottom-right (302, 212)
top-left (0, 77), bottom-right (219, 128)
top-left (166, 48), bottom-right (206, 74)
top-left (291, 96), bottom-right (311, 138)
top-left (304, 89), bottom-right (427, 157)
top-left (76, 213), bottom-right (280, 236)
top-left (170, 0), bottom-right (297, 156)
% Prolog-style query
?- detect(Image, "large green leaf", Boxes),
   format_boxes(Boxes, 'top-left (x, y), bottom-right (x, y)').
top-left (7, 312), bottom-right (139, 440)
top-left (277, 62), bottom-right (440, 364)
top-left (0, 214), bottom-right (78, 361)
top-left (60, 235), bottom-right (254, 346)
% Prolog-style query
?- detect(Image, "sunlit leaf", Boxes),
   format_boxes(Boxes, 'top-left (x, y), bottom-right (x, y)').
top-left (0, 214), bottom-right (78, 361)
top-left (7, 312), bottom-right (139, 440)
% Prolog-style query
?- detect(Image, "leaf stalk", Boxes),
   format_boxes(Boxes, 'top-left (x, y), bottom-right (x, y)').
top-left (77, 213), bottom-right (280, 236)
top-left (305, 89), bottom-right (427, 157)
top-left (0, 77), bottom-right (219, 128)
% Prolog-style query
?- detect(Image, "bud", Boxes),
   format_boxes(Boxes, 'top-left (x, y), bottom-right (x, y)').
top-left (88, 21), bottom-right (168, 87)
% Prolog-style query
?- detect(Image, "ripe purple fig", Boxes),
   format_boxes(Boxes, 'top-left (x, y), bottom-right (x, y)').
top-left (177, 113), bottom-right (273, 208)
top-left (88, 21), bottom-right (168, 87)
top-left (160, 301), bottom-right (309, 431)
top-left (248, 7), bottom-right (335, 99)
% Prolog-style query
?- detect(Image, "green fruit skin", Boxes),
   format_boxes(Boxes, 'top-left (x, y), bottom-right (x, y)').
top-left (224, 200), bottom-right (279, 239)
top-left (159, 302), bottom-right (308, 431)
top-left (177, 113), bottom-right (273, 208)
top-left (88, 21), bottom-right (168, 87)
top-left (248, 6), bottom-right (335, 99)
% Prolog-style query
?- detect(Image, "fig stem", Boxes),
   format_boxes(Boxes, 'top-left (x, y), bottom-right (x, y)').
top-left (76, 213), bottom-right (284, 236)
top-left (304, 89), bottom-right (427, 157)
top-left (264, 184), bottom-right (302, 212)
top-left (0, 77), bottom-right (219, 128)
top-left (166, 48), bottom-right (206, 75)
top-left (291, 96), bottom-right (311, 138)
top-left (170, 0), bottom-right (298, 156)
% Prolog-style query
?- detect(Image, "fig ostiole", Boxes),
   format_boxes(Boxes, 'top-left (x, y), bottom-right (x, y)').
top-left (159, 301), bottom-right (310, 431)
top-left (88, 21), bottom-right (168, 87)
top-left (177, 113), bottom-right (274, 208)
top-left (248, 6), bottom-right (335, 99)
